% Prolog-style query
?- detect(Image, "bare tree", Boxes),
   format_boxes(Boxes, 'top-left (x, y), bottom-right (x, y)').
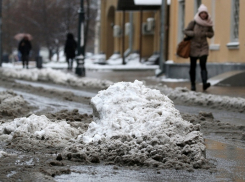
top-left (2, 0), bottom-right (19, 56)
top-left (2, 0), bottom-right (97, 61)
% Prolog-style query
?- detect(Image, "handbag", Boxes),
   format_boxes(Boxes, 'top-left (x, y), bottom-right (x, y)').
top-left (176, 21), bottom-right (196, 58)
top-left (176, 36), bottom-right (191, 58)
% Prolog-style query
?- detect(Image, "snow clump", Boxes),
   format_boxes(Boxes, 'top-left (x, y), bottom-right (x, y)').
top-left (0, 114), bottom-right (80, 142)
top-left (64, 81), bottom-right (209, 169)
top-left (0, 90), bottom-right (32, 119)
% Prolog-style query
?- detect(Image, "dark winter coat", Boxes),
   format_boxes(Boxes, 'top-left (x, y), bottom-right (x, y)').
top-left (18, 39), bottom-right (32, 56)
top-left (184, 20), bottom-right (214, 57)
top-left (64, 34), bottom-right (77, 59)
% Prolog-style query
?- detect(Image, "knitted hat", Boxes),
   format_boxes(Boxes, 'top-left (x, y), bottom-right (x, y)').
top-left (198, 4), bottom-right (208, 14)
top-left (194, 4), bottom-right (213, 26)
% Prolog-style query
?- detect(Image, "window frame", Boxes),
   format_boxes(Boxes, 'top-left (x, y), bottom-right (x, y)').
top-left (227, 0), bottom-right (240, 49)
top-left (178, 0), bottom-right (185, 43)
top-left (194, 0), bottom-right (202, 15)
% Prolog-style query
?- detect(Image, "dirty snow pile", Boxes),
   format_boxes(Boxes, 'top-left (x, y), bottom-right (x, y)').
top-left (0, 90), bottom-right (32, 119)
top-left (0, 90), bottom-right (26, 106)
top-left (151, 84), bottom-right (245, 112)
top-left (0, 114), bottom-right (80, 144)
top-left (63, 81), bottom-right (209, 169)
top-left (0, 67), bottom-right (113, 89)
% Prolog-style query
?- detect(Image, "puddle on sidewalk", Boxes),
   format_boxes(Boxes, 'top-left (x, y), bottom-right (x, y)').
top-left (206, 138), bottom-right (245, 181)
top-left (55, 139), bottom-right (245, 182)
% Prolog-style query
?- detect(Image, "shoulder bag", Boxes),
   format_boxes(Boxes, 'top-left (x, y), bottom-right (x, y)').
top-left (176, 37), bottom-right (192, 58)
top-left (176, 21), bottom-right (196, 58)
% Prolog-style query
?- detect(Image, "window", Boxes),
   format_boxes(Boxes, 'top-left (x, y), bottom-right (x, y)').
top-left (194, 0), bottom-right (202, 14)
top-left (227, 0), bottom-right (239, 49)
top-left (178, 0), bottom-right (185, 43)
top-left (231, 0), bottom-right (239, 41)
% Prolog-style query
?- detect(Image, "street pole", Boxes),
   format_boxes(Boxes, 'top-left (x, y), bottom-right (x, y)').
top-left (76, 0), bottom-right (85, 76)
top-left (0, 0), bottom-right (2, 67)
top-left (77, 0), bottom-right (85, 57)
top-left (157, 0), bottom-right (166, 77)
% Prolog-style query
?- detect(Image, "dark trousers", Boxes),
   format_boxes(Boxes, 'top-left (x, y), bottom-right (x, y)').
top-left (189, 55), bottom-right (208, 84)
top-left (22, 55), bottom-right (29, 68)
top-left (66, 57), bottom-right (74, 70)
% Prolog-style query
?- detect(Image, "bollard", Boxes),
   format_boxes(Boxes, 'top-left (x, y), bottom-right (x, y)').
top-left (75, 55), bottom-right (85, 77)
top-left (36, 56), bottom-right (42, 69)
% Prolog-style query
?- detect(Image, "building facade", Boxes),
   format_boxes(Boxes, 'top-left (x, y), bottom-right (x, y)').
top-left (99, 0), bottom-right (164, 60)
top-left (169, 0), bottom-right (245, 64)
top-left (98, 0), bottom-right (245, 78)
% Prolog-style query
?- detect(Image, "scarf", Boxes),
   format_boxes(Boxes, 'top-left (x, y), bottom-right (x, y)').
top-left (194, 13), bottom-right (213, 27)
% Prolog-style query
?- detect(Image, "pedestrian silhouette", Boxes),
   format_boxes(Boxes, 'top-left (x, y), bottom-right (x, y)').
top-left (184, 4), bottom-right (214, 91)
top-left (64, 33), bottom-right (77, 71)
top-left (18, 36), bottom-right (32, 69)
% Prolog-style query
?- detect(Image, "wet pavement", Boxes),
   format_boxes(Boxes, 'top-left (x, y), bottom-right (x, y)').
top-left (9, 88), bottom-right (92, 115)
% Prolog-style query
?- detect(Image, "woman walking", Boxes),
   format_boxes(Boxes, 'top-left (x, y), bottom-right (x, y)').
top-left (64, 33), bottom-right (77, 71)
top-left (184, 4), bottom-right (214, 91)
top-left (18, 36), bottom-right (32, 69)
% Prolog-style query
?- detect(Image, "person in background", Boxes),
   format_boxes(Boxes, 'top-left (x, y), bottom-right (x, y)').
top-left (18, 36), bottom-right (32, 69)
top-left (64, 33), bottom-right (77, 71)
top-left (184, 4), bottom-right (214, 91)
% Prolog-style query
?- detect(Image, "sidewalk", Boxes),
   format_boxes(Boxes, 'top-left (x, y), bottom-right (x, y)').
top-left (85, 69), bottom-right (245, 99)
top-left (2, 60), bottom-right (245, 99)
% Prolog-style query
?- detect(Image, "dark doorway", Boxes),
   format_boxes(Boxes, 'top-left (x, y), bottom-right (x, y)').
top-left (106, 6), bottom-right (115, 59)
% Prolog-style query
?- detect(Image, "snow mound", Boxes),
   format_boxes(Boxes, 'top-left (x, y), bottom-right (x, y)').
top-left (0, 67), bottom-right (113, 89)
top-left (0, 90), bottom-right (25, 104)
top-left (83, 80), bottom-right (196, 143)
top-left (64, 81), bottom-right (209, 169)
top-left (0, 114), bottom-right (80, 141)
top-left (0, 90), bottom-right (31, 118)
top-left (152, 85), bottom-right (245, 112)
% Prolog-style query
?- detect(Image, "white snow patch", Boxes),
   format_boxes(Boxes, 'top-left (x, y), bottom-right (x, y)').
top-left (0, 114), bottom-right (80, 141)
top-left (0, 151), bottom-right (8, 158)
top-left (161, 77), bottom-right (188, 82)
top-left (0, 67), bottom-right (113, 89)
top-left (152, 85), bottom-right (245, 111)
top-left (0, 151), bottom-right (16, 158)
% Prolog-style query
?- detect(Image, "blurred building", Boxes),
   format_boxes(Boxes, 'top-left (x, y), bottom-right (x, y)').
top-left (98, 0), bottom-right (166, 62)
top-left (97, 0), bottom-right (245, 79)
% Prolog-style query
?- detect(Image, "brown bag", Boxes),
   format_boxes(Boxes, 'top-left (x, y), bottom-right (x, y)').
top-left (176, 37), bottom-right (191, 58)
top-left (177, 21), bottom-right (196, 58)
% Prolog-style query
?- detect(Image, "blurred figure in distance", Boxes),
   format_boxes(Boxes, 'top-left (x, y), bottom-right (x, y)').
top-left (64, 33), bottom-right (77, 71)
top-left (18, 36), bottom-right (32, 69)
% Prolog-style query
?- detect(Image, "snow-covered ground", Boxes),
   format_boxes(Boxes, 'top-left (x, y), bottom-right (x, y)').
top-left (0, 81), bottom-right (208, 169)
top-left (0, 55), bottom-right (245, 181)
top-left (1, 62), bottom-right (244, 112)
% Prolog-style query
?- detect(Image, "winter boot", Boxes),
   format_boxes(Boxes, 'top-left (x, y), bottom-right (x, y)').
top-left (201, 70), bottom-right (211, 91)
top-left (191, 82), bottom-right (196, 91)
top-left (189, 70), bottom-right (196, 91)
